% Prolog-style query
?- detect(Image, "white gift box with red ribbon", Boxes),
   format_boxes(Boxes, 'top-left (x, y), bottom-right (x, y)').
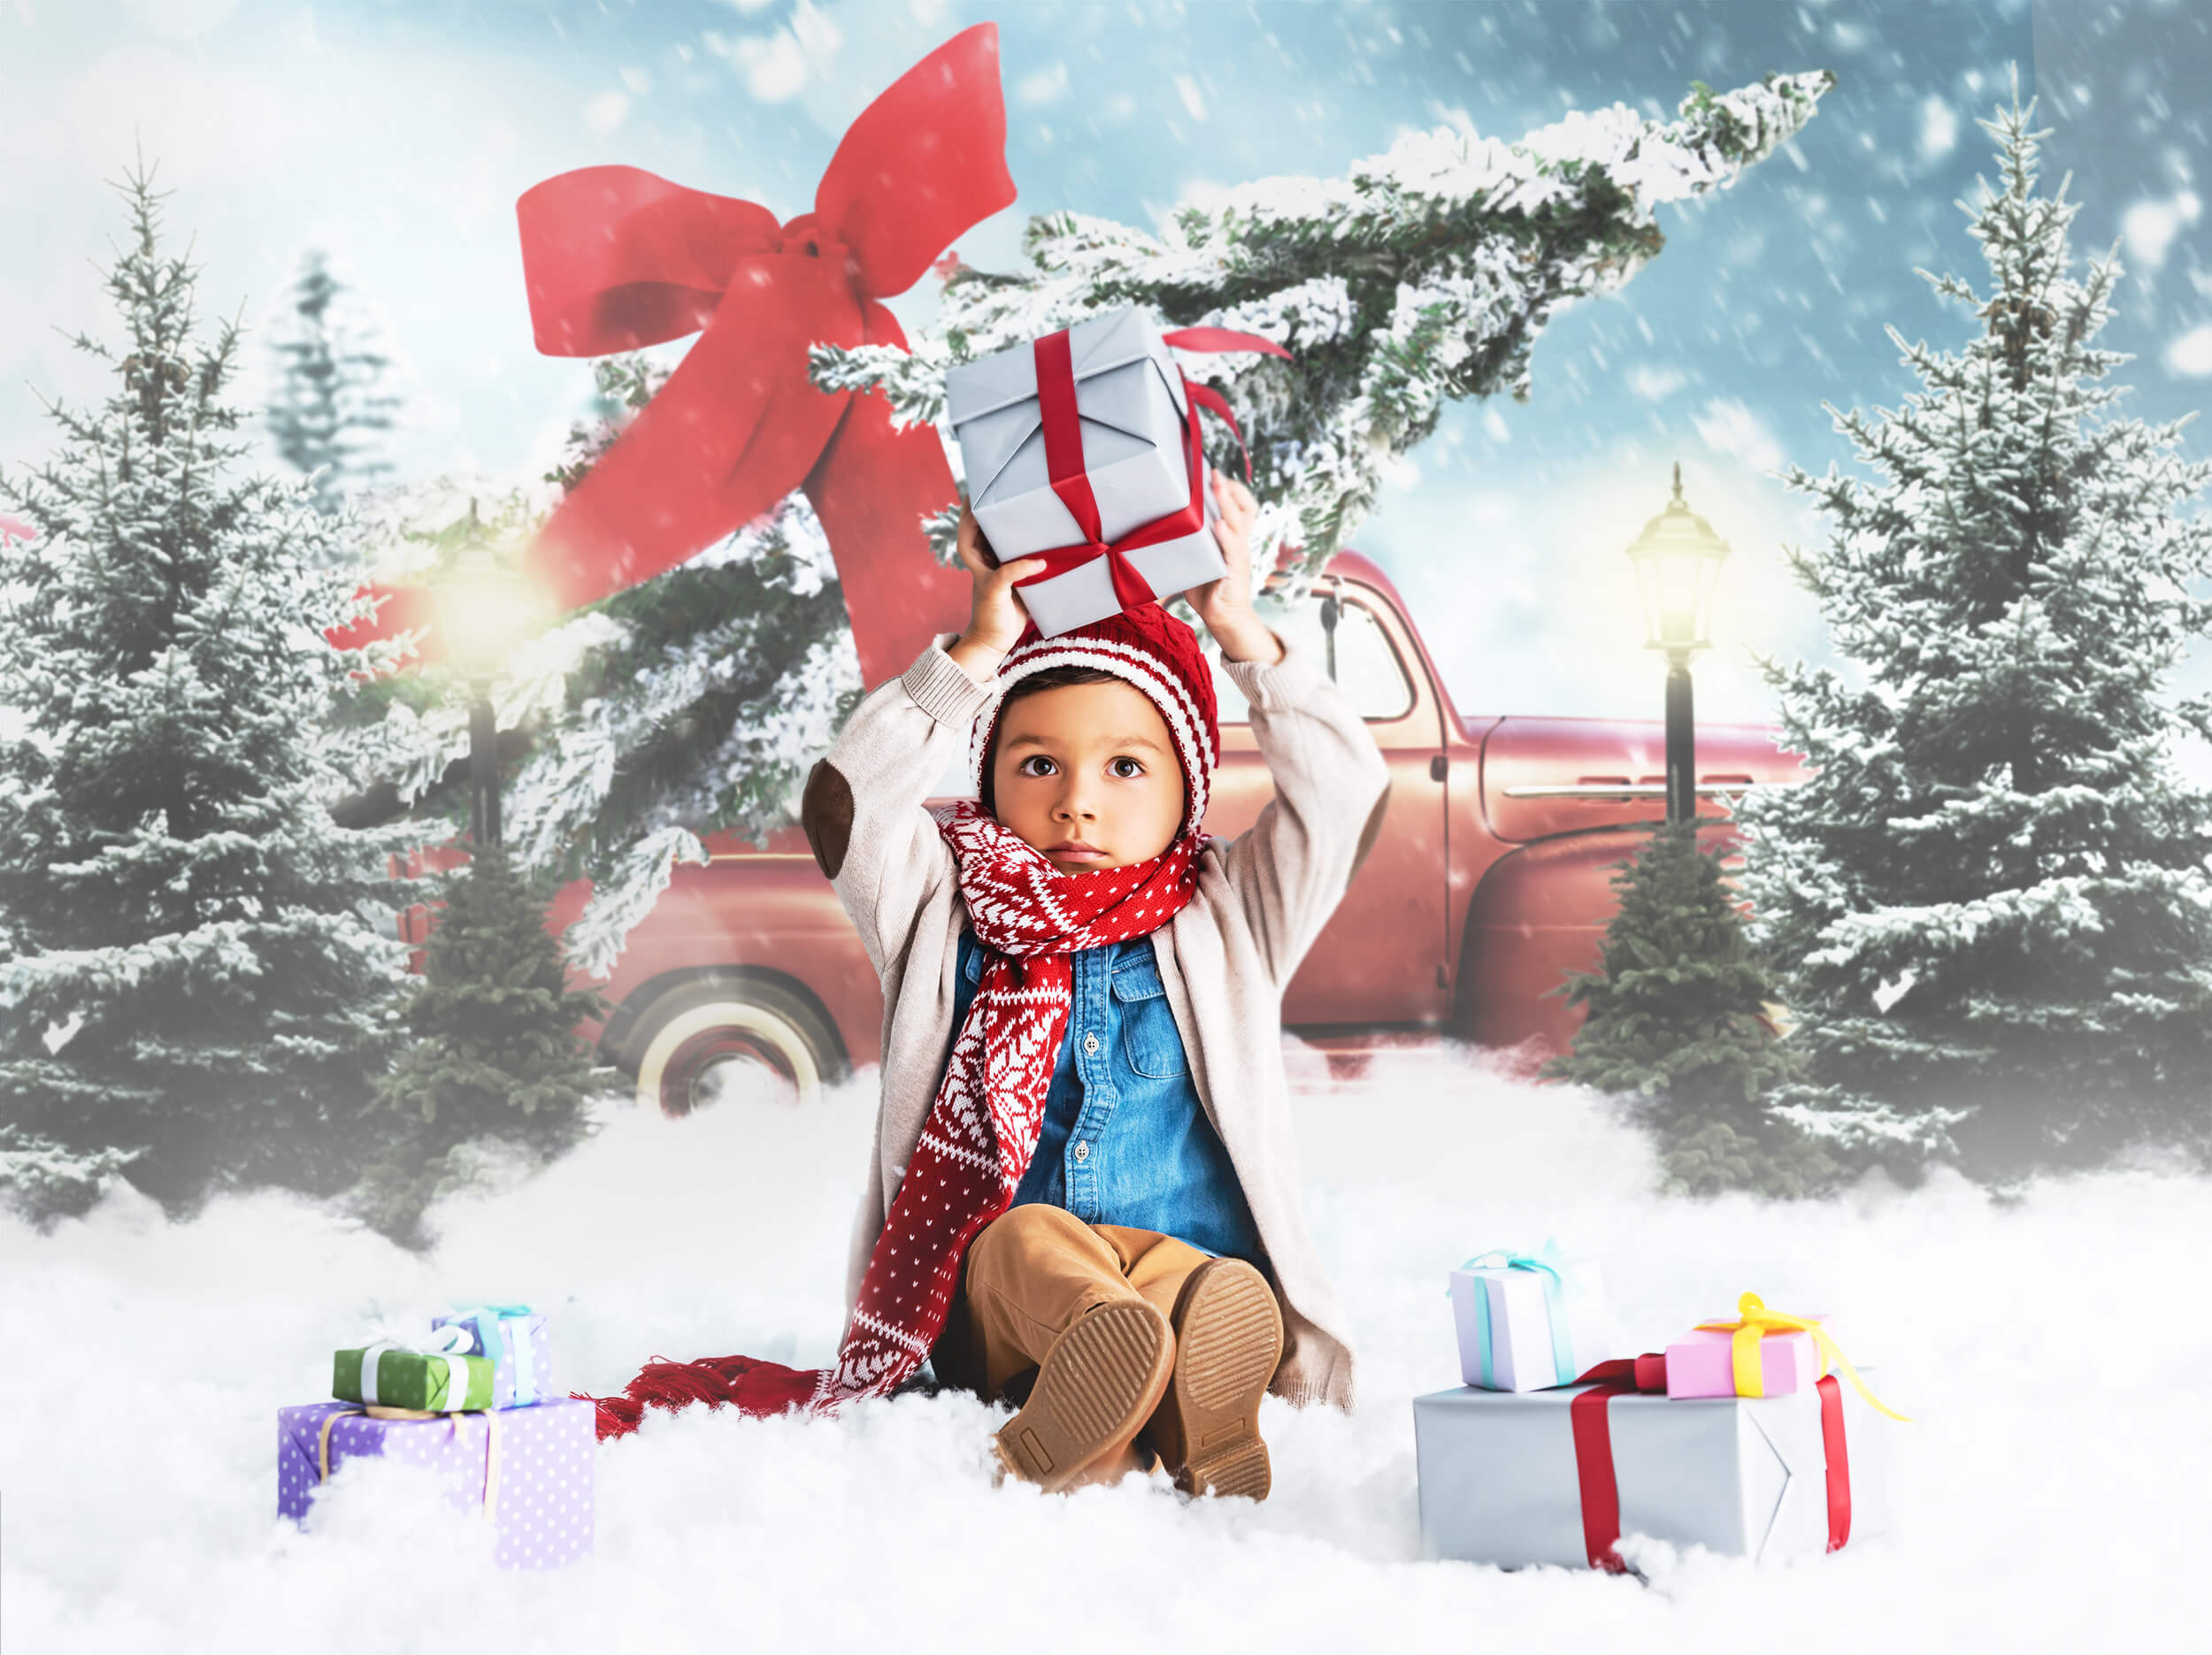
top-left (1413, 1368), bottom-right (1896, 1571)
top-left (946, 307), bottom-right (1286, 637)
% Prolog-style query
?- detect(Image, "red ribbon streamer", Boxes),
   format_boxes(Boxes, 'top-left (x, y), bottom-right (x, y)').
top-left (328, 25), bottom-right (1018, 689)
top-left (1160, 326), bottom-right (1290, 482)
top-left (1566, 1354), bottom-right (1854, 1570)
top-left (1568, 1358), bottom-right (1650, 1573)
top-left (1816, 1373), bottom-right (1852, 1551)
top-left (1013, 324), bottom-right (1289, 618)
top-left (1570, 1382), bottom-right (1635, 1573)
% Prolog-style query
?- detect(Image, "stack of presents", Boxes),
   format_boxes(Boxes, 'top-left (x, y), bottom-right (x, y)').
top-left (1416, 1251), bottom-right (1904, 1572)
top-left (277, 1306), bottom-right (595, 1570)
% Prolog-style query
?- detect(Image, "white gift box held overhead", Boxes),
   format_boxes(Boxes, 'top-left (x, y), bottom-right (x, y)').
top-left (946, 307), bottom-right (1233, 638)
top-left (1448, 1249), bottom-right (1619, 1392)
top-left (1413, 1368), bottom-right (1895, 1570)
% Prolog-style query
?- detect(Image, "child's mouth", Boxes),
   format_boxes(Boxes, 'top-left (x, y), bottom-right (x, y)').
top-left (1045, 841), bottom-right (1109, 864)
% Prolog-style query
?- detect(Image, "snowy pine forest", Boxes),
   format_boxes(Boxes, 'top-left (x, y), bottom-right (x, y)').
top-left (4, 1), bottom-right (2212, 1644)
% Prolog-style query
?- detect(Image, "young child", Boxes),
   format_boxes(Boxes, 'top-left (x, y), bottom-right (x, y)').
top-left (800, 473), bottom-right (1390, 1497)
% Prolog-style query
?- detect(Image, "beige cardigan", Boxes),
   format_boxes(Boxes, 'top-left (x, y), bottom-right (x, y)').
top-left (800, 632), bottom-right (1391, 1410)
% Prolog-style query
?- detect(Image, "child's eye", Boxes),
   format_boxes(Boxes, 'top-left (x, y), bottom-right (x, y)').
top-left (1109, 757), bottom-right (1146, 779)
top-left (1018, 755), bottom-right (1058, 778)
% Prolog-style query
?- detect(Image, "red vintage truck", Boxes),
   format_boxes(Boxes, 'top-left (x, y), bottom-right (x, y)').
top-left (403, 551), bottom-right (1806, 1111)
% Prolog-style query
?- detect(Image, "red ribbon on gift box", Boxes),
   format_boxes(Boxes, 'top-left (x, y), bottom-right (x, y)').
top-left (1017, 324), bottom-right (1290, 619)
top-left (1567, 1356), bottom-right (1853, 1572)
top-left (328, 26), bottom-right (1017, 688)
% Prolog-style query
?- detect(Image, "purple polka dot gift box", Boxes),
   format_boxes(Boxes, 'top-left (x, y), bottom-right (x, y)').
top-left (431, 1306), bottom-right (555, 1411)
top-left (277, 1399), bottom-right (595, 1569)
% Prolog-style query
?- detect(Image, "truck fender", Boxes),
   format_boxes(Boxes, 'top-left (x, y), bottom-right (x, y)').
top-left (1451, 823), bottom-right (1747, 1061)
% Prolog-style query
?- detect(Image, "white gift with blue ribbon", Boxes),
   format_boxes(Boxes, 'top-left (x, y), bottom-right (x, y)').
top-left (441, 1303), bottom-right (541, 1407)
top-left (1448, 1246), bottom-right (1582, 1391)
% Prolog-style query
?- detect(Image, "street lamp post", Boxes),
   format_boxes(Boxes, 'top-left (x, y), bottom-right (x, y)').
top-left (427, 502), bottom-right (533, 847)
top-left (466, 689), bottom-right (502, 849)
top-left (1624, 464), bottom-right (1731, 824)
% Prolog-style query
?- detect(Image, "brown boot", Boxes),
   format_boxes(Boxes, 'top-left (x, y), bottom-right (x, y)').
top-left (1151, 1257), bottom-right (1285, 1500)
top-left (995, 1299), bottom-right (1174, 1493)
top-left (1059, 1437), bottom-right (1164, 1490)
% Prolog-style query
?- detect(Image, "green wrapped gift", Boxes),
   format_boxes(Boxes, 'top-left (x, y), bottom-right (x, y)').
top-left (333, 1337), bottom-right (495, 1413)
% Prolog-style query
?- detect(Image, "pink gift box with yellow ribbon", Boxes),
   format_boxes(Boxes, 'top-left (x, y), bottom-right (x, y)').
top-left (1663, 1324), bottom-right (1820, 1398)
top-left (1662, 1292), bottom-right (1908, 1422)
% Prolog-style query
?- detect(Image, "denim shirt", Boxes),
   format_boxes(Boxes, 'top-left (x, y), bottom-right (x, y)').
top-left (950, 929), bottom-right (1263, 1262)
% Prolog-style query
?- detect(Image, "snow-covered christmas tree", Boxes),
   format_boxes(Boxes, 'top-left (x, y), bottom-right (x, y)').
top-left (0, 169), bottom-right (421, 1222)
top-left (265, 247), bottom-right (407, 523)
top-left (1734, 90), bottom-right (2212, 1178)
top-left (366, 71), bottom-right (1832, 974)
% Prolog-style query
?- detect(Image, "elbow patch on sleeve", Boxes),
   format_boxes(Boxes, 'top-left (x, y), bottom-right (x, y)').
top-left (1350, 778), bottom-right (1392, 881)
top-left (802, 759), bottom-right (855, 879)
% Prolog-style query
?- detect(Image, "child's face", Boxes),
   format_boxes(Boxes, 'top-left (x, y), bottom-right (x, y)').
top-left (990, 679), bottom-right (1188, 874)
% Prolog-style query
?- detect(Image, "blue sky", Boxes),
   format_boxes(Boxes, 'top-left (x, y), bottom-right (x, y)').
top-left (4, 0), bottom-right (2209, 730)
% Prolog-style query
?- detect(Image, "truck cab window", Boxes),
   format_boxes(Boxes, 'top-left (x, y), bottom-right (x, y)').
top-left (1210, 586), bottom-right (1413, 723)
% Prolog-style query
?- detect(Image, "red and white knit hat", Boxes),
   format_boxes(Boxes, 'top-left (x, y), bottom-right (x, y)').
top-left (972, 607), bottom-right (1221, 836)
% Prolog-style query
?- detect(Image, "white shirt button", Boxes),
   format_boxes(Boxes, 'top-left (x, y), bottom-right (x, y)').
top-left (1082, 1033), bottom-right (1100, 1055)
top-left (1073, 1142), bottom-right (1089, 1164)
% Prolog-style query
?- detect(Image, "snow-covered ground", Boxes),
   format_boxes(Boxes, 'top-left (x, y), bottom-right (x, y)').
top-left (3, 1045), bottom-right (2201, 1651)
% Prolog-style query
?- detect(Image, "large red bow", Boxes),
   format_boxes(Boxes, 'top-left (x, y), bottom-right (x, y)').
top-left (331, 25), bottom-right (1016, 688)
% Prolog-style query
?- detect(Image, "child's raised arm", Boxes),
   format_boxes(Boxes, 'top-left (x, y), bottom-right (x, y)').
top-left (799, 510), bottom-right (1042, 976)
top-left (1190, 474), bottom-right (1393, 987)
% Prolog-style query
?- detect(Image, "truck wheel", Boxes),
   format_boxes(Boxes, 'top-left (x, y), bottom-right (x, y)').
top-left (624, 977), bottom-right (846, 1116)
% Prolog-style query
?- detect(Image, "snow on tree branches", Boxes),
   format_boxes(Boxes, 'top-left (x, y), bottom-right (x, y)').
top-left (350, 376), bottom-right (857, 977)
top-left (814, 72), bottom-right (1832, 581)
top-left (1734, 88), bottom-right (2212, 1177)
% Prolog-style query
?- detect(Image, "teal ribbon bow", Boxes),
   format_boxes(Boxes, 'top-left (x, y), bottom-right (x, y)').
top-left (1454, 1247), bottom-right (1576, 1389)
top-left (448, 1303), bottom-right (537, 1406)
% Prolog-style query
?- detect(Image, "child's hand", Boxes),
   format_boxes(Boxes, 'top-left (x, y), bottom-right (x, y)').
top-left (1187, 472), bottom-right (1284, 665)
top-left (946, 502), bottom-right (1045, 683)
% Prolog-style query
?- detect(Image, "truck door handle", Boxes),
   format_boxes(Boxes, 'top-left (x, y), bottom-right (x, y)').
top-left (1429, 755), bottom-right (1448, 783)
top-left (1501, 781), bottom-right (1781, 798)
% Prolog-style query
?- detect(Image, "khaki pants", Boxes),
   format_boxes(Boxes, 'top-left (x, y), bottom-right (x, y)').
top-left (933, 1204), bottom-right (1213, 1431)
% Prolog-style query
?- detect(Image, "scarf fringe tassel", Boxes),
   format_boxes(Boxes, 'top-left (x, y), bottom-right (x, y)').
top-left (572, 1354), bottom-right (815, 1441)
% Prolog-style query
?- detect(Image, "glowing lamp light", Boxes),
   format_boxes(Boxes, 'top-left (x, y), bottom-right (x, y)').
top-left (1624, 464), bottom-right (1730, 657)
top-left (426, 502), bottom-right (538, 847)
top-left (427, 502), bottom-right (535, 684)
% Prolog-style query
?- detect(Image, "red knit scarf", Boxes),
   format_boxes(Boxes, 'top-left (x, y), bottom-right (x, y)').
top-left (582, 801), bottom-right (1205, 1438)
